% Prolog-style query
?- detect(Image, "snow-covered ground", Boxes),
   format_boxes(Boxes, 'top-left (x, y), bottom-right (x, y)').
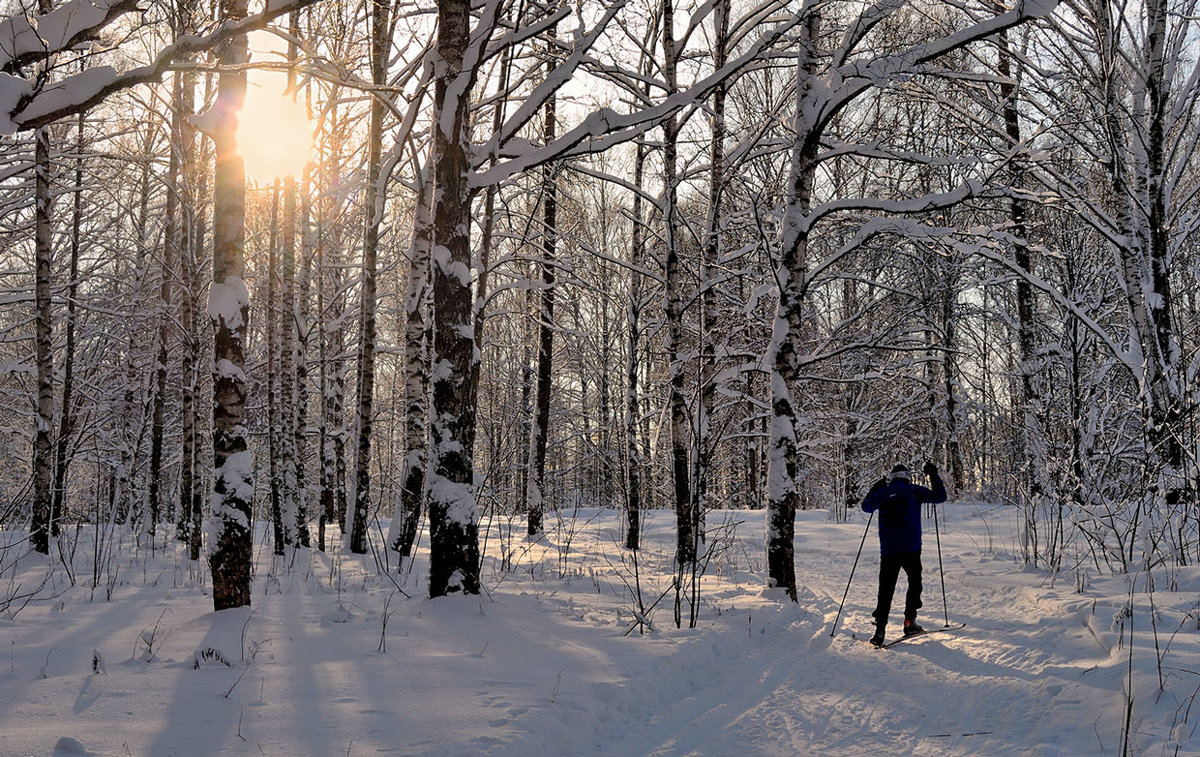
top-left (1, 502), bottom-right (1197, 756)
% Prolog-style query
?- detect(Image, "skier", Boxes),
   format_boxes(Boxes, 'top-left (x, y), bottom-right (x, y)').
top-left (860, 461), bottom-right (946, 647)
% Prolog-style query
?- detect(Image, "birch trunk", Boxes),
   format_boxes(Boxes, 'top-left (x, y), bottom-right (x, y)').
top-left (267, 182), bottom-right (285, 554)
top-left (766, 11), bottom-right (821, 602)
top-left (149, 68), bottom-right (182, 544)
top-left (623, 139), bottom-right (647, 551)
top-left (997, 25), bottom-right (1050, 562)
top-left (526, 46), bottom-right (557, 537)
top-left (428, 0), bottom-right (481, 596)
top-left (1093, 0), bottom-right (1185, 501)
top-left (52, 109), bottom-right (84, 540)
top-left (281, 170), bottom-right (299, 546)
top-left (391, 168), bottom-right (432, 560)
top-left (31, 124), bottom-right (54, 555)
top-left (349, 0), bottom-right (390, 554)
top-left (661, 0), bottom-right (694, 569)
top-left (183, 77), bottom-right (207, 562)
top-left (694, 0), bottom-right (729, 543)
top-left (316, 103), bottom-right (341, 548)
top-left (208, 0), bottom-right (254, 610)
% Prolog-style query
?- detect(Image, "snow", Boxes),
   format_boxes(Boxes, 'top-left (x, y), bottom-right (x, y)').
top-left (13, 66), bottom-right (118, 126)
top-left (207, 279), bottom-right (249, 330)
top-left (1, 505), bottom-right (1198, 756)
top-left (427, 470), bottom-right (476, 525)
top-left (0, 0), bottom-right (131, 68)
top-left (0, 73), bottom-right (32, 133)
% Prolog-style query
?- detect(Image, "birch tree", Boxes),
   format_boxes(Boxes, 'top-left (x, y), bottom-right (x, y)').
top-left (349, 0), bottom-right (393, 555)
top-left (526, 37), bottom-right (559, 538)
top-left (208, 0), bottom-right (254, 610)
top-left (765, 0), bottom-right (1055, 599)
top-left (31, 118), bottom-right (53, 555)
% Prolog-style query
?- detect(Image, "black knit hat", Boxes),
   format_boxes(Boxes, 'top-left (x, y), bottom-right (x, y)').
top-left (889, 463), bottom-right (911, 482)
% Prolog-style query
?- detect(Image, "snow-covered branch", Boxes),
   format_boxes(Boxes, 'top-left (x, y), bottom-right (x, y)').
top-left (1, 0), bottom-right (319, 133)
top-left (0, 0), bottom-right (140, 73)
top-left (472, 8), bottom-right (804, 187)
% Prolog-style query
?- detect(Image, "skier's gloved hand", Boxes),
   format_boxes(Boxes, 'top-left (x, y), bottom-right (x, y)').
top-left (869, 476), bottom-right (888, 493)
top-left (922, 460), bottom-right (938, 478)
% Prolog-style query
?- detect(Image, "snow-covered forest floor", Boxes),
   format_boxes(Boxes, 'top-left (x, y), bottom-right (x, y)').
top-left (1, 503), bottom-right (1198, 756)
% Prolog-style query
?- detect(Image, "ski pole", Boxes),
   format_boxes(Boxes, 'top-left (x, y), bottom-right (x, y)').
top-left (933, 502), bottom-right (949, 627)
top-left (830, 510), bottom-right (874, 638)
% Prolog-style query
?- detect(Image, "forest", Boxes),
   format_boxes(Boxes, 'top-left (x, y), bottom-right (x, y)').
top-left (0, 0), bottom-right (1197, 619)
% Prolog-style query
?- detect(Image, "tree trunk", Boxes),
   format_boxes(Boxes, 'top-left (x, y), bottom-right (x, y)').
top-left (316, 101), bottom-right (341, 549)
top-left (661, 0), bottom-right (694, 569)
top-left (52, 108), bottom-right (84, 540)
top-left (998, 23), bottom-right (1050, 558)
top-left (1095, 0), bottom-right (1183, 494)
top-left (283, 18), bottom-right (307, 547)
top-left (694, 0), bottom-right (729, 541)
top-left (185, 76), bottom-right (208, 563)
top-left (149, 70), bottom-right (180, 545)
top-left (766, 11), bottom-right (821, 602)
top-left (31, 124), bottom-right (54, 555)
top-left (940, 288), bottom-right (965, 490)
top-left (350, 0), bottom-right (390, 555)
top-left (428, 0), bottom-right (482, 596)
top-left (1139, 0), bottom-right (1184, 486)
top-left (526, 47), bottom-right (557, 537)
top-left (268, 181), bottom-right (286, 555)
top-left (391, 169), bottom-right (432, 560)
top-left (316, 170), bottom-right (334, 550)
top-left (623, 139), bottom-right (647, 551)
top-left (208, 0), bottom-right (254, 611)
top-left (283, 169), bottom-right (306, 547)
top-left (170, 0), bottom-right (201, 556)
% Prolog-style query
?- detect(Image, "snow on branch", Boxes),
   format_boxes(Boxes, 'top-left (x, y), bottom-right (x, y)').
top-left (1, 0), bottom-right (319, 133)
top-left (958, 230), bottom-right (1130, 364)
top-left (816, 0), bottom-right (1062, 137)
top-left (472, 6), bottom-right (805, 188)
top-left (482, 2), bottom-right (571, 62)
top-left (0, 0), bottom-right (140, 74)
top-left (802, 177), bottom-right (987, 236)
top-left (473, 0), bottom-right (630, 166)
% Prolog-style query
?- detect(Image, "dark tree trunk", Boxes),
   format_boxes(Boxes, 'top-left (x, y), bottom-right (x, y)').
top-left (185, 79), bottom-right (208, 563)
top-left (31, 125), bottom-right (54, 555)
top-left (694, 0), bottom-right (729, 541)
top-left (526, 50), bottom-right (557, 537)
top-left (268, 182), bottom-right (286, 555)
top-left (661, 0), bottom-right (694, 568)
top-left (428, 0), bottom-right (482, 596)
top-left (623, 139), bottom-right (647, 551)
top-left (350, 0), bottom-right (390, 554)
top-left (52, 109), bottom-right (84, 539)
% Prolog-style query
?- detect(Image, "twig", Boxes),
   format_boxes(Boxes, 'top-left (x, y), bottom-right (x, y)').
top-left (624, 580), bottom-right (676, 637)
top-left (928, 731), bottom-right (994, 737)
top-left (549, 671), bottom-right (562, 703)
top-left (240, 609), bottom-right (256, 662)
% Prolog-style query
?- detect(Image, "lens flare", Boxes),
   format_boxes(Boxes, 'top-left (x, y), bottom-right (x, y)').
top-left (236, 86), bottom-right (312, 183)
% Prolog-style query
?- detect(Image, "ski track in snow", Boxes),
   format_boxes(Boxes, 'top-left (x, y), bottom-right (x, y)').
top-left (0, 505), bottom-right (1197, 756)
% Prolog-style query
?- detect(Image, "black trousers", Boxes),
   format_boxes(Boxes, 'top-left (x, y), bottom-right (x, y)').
top-left (873, 552), bottom-right (923, 627)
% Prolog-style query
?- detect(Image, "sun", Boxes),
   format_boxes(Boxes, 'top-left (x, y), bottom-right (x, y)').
top-left (236, 85), bottom-right (313, 183)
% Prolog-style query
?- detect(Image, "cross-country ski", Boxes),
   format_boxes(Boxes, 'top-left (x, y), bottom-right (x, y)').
top-left (883, 623), bottom-right (968, 648)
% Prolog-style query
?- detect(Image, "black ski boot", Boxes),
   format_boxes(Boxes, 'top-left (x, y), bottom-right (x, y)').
top-left (903, 619), bottom-right (924, 637)
top-left (869, 627), bottom-right (885, 647)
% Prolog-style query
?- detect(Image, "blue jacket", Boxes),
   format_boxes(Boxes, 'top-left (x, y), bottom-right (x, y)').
top-left (861, 476), bottom-right (947, 555)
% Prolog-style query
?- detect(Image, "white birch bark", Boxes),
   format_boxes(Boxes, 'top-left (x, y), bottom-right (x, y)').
top-left (208, 0), bottom-right (253, 610)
